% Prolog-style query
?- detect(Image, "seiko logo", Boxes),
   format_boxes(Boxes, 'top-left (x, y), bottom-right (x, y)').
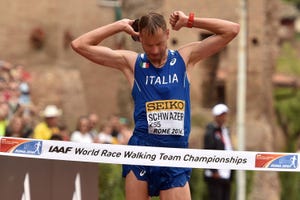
top-left (49, 146), bottom-right (73, 154)
top-left (146, 100), bottom-right (185, 112)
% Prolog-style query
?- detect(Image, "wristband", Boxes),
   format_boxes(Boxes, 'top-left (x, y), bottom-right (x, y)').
top-left (187, 12), bottom-right (194, 28)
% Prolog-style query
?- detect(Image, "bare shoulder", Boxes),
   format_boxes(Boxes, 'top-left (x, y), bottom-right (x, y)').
top-left (115, 49), bottom-right (138, 70)
top-left (177, 42), bottom-right (200, 65)
top-left (114, 50), bottom-right (138, 87)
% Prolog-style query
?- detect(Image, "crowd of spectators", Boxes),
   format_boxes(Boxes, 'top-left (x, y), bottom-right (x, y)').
top-left (0, 60), bottom-right (36, 138)
top-left (0, 60), bottom-right (132, 145)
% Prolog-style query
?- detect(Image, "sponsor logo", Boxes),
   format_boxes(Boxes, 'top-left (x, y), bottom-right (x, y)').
top-left (255, 153), bottom-right (298, 169)
top-left (139, 170), bottom-right (146, 177)
top-left (170, 58), bottom-right (176, 66)
top-left (49, 145), bottom-right (73, 154)
top-left (0, 138), bottom-right (42, 155)
top-left (146, 100), bottom-right (185, 112)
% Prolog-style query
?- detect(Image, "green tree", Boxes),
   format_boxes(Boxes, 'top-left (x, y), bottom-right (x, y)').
top-left (275, 42), bottom-right (300, 200)
top-left (98, 164), bottom-right (125, 200)
top-left (283, 0), bottom-right (300, 9)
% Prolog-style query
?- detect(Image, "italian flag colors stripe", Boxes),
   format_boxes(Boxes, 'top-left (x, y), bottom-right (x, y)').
top-left (140, 62), bottom-right (149, 68)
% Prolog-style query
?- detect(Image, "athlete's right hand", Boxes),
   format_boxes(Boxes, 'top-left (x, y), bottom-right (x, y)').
top-left (120, 19), bottom-right (139, 40)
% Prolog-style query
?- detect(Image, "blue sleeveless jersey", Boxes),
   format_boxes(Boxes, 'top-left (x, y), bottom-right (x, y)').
top-left (132, 50), bottom-right (191, 148)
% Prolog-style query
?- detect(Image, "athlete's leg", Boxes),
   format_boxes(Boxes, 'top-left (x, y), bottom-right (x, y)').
top-left (159, 182), bottom-right (191, 200)
top-left (125, 171), bottom-right (150, 200)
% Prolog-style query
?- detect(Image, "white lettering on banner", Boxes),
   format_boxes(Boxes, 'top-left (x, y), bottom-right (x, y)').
top-left (0, 137), bottom-right (300, 172)
top-left (146, 100), bottom-right (185, 136)
top-left (145, 74), bottom-right (179, 85)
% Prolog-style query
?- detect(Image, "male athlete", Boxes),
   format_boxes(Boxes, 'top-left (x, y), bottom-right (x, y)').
top-left (72, 10), bottom-right (239, 200)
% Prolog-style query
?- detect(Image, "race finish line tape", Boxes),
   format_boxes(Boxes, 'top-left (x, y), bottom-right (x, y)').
top-left (0, 137), bottom-right (299, 172)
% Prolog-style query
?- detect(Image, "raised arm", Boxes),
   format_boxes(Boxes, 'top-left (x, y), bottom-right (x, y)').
top-left (169, 11), bottom-right (240, 69)
top-left (71, 19), bottom-right (139, 84)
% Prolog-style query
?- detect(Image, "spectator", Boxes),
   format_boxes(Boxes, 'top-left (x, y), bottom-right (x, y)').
top-left (12, 103), bottom-right (37, 138)
top-left (0, 60), bottom-right (13, 84)
top-left (0, 90), bottom-right (6, 104)
top-left (5, 116), bottom-right (30, 138)
top-left (0, 60), bottom-right (37, 139)
top-left (50, 134), bottom-right (63, 140)
top-left (18, 81), bottom-right (31, 106)
top-left (7, 81), bottom-right (21, 119)
top-left (70, 115), bottom-right (94, 143)
top-left (108, 114), bottom-right (121, 138)
top-left (0, 77), bottom-right (8, 101)
top-left (4, 63), bottom-right (32, 107)
top-left (0, 102), bottom-right (9, 136)
top-left (117, 117), bottom-right (132, 145)
top-left (57, 123), bottom-right (70, 141)
top-left (88, 112), bottom-right (100, 141)
top-left (14, 64), bottom-right (32, 84)
top-left (33, 105), bottom-right (62, 140)
top-left (203, 104), bottom-right (234, 200)
top-left (98, 122), bottom-right (118, 144)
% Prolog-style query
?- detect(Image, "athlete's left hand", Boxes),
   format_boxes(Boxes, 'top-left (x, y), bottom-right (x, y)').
top-left (169, 11), bottom-right (188, 31)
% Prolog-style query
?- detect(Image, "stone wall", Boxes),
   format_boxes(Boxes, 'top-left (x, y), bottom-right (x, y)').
top-left (0, 0), bottom-right (123, 129)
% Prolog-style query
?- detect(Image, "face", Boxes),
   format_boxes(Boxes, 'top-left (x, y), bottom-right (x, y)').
top-left (46, 117), bottom-right (58, 127)
top-left (89, 114), bottom-right (98, 128)
top-left (79, 118), bottom-right (90, 133)
top-left (215, 113), bottom-right (227, 126)
top-left (11, 117), bottom-right (23, 133)
top-left (140, 28), bottom-right (169, 63)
